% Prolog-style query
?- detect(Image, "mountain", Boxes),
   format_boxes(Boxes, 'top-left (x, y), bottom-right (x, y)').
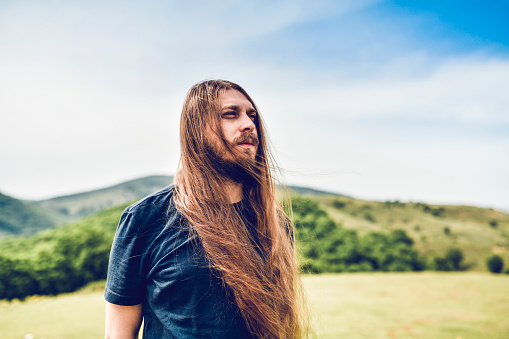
top-left (0, 175), bottom-right (173, 238)
top-left (0, 192), bottom-right (60, 237)
top-left (286, 185), bottom-right (348, 197)
top-left (33, 175), bottom-right (174, 222)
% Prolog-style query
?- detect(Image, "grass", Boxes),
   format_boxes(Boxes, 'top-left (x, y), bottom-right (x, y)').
top-left (0, 273), bottom-right (508, 339)
top-left (0, 282), bottom-right (106, 339)
top-left (303, 272), bottom-right (509, 338)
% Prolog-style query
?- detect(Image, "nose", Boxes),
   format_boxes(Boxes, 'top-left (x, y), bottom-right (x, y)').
top-left (239, 112), bottom-right (256, 133)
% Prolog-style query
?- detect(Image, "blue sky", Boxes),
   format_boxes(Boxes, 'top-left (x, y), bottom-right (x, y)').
top-left (1, 0), bottom-right (508, 210)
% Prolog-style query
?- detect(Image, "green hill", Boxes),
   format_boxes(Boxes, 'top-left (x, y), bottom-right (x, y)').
top-left (0, 175), bottom-right (173, 237)
top-left (312, 195), bottom-right (509, 271)
top-left (32, 175), bottom-right (173, 221)
top-left (0, 192), bottom-right (60, 237)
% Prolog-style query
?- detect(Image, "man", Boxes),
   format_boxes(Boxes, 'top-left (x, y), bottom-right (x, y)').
top-left (104, 80), bottom-right (306, 338)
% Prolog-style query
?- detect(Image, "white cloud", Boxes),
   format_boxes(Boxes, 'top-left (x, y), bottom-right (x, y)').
top-left (260, 57), bottom-right (509, 124)
top-left (251, 55), bottom-right (509, 210)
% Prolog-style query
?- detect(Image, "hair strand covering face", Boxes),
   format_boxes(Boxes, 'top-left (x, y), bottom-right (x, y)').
top-left (173, 80), bottom-right (309, 338)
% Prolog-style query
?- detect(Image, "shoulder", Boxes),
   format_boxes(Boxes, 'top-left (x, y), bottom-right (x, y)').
top-left (117, 185), bottom-right (181, 237)
top-left (124, 184), bottom-right (176, 215)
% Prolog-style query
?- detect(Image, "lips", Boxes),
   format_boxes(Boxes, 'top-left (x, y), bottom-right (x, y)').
top-left (238, 139), bottom-right (254, 146)
top-left (235, 133), bottom-right (258, 148)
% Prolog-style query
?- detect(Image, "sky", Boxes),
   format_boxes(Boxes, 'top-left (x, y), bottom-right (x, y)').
top-left (1, 0), bottom-right (508, 211)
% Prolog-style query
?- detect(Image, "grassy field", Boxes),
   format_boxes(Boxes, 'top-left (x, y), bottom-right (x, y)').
top-left (0, 273), bottom-right (507, 339)
top-left (304, 273), bottom-right (509, 339)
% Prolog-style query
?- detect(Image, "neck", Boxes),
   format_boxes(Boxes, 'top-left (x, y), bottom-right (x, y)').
top-left (224, 181), bottom-right (243, 203)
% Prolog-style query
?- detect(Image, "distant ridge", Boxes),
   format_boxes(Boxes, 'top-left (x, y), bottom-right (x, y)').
top-left (0, 175), bottom-right (173, 238)
top-left (0, 192), bottom-right (59, 237)
top-left (0, 175), bottom-right (349, 237)
top-left (33, 175), bottom-right (174, 222)
top-left (37, 175), bottom-right (173, 203)
top-left (286, 185), bottom-right (348, 197)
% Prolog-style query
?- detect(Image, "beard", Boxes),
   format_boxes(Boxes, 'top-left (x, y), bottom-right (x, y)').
top-left (204, 139), bottom-right (258, 185)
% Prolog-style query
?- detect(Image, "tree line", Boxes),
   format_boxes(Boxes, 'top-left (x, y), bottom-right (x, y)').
top-left (0, 205), bottom-right (124, 300)
top-left (0, 196), bottom-right (502, 301)
top-left (290, 196), bottom-right (427, 273)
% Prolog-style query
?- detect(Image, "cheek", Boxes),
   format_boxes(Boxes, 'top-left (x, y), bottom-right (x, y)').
top-left (221, 123), bottom-right (237, 142)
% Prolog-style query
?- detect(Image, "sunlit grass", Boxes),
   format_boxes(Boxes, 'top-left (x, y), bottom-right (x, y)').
top-left (0, 273), bottom-right (508, 339)
top-left (0, 283), bottom-right (105, 339)
top-left (303, 272), bottom-right (509, 339)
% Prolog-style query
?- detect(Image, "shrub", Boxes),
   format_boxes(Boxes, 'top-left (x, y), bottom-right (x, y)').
top-left (489, 220), bottom-right (498, 228)
top-left (363, 212), bottom-right (376, 223)
top-left (431, 208), bottom-right (445, 217)
top-left (487, 255), bottom-right (504, 273)
top-left (332, 200), bottom-right (346, 209)
top-left (443, 226), bottom-right (451, 235)
top-left (419, 204), bottom-right (445, 217)
top-left (359, 232), bottom-right (424, 272)
top-left (391, 229), bottom-right (414, 246)
top-left (445, 248), bottom-right (464, 271)
top-left (433, 248), bottom-right (464, 271)
top-left (434, 257), bottom-right (451, 271)
top-left (384, 200), bottom-right (404, 208)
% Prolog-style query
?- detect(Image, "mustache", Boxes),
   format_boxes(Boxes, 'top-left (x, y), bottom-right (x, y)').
top-left (233, 132), bottom-right (259, 146)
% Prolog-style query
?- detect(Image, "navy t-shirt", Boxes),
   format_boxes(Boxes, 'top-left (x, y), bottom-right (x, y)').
top-left (104, 185), bottom-right (253, 338)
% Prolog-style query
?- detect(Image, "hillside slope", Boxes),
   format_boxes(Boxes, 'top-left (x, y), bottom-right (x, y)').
top-left (0, 175), bottom-right (173, 237)
top-left (312, 195), bottom-right (509, 271)
top-left (0, 192), bottom-right (60, 237)
top-left (33, 175), bottom-right (173, 221)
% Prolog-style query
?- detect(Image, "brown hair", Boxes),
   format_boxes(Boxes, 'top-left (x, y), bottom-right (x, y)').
top-left (174, 80), bottom-right (307, 338)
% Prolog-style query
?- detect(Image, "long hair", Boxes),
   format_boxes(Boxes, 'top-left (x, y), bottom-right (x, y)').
top-left (173, 80), bottom-right (307, 338)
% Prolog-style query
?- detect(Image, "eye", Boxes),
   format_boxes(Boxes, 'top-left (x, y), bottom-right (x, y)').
top-left (248, 111), bottom-right (258, 122)
top-left (222, 111), bottom-right (237, 119)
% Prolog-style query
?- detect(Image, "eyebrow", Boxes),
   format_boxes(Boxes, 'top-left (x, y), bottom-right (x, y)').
top-left (221, 105), bottom-right (240, 111)
top-left (221, 104), bottom-right (257, 113)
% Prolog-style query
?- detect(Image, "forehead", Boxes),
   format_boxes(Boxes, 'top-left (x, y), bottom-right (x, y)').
top-left (219, 89), bottom-right (255, 110)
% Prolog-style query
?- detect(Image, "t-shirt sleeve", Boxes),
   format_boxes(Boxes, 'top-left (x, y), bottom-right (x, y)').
top-left (104, 209), bottom-right (147, 306)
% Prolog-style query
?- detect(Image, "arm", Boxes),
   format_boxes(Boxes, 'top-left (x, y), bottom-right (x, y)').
top-left (105, 301), bottom-right (143, 339)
